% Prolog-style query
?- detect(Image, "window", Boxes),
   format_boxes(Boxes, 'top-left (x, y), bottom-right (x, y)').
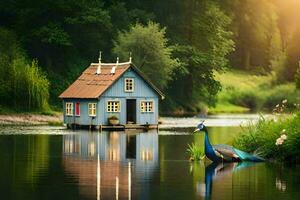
top-left (107, 100), bottom-right (121, 112)
top-left (88, 103), bottom-right (97, 116)
top-left (66, 103), bottom-right (73, 116)
top-left (124, 78), bottom-right (134, 92)
top-left (140, 101), bottom-right (154, 112)
top-left (75, 102), bottom-right (80, 116)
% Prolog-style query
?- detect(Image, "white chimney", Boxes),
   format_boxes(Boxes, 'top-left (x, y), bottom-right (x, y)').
top-left (129, 52), bottom-right (132, 63)
top-left (111, 57), bottom-right (119, 75)
top-left (111, 66), bottom-right (116, 74)
top-left (110, 57), bottom-right (119, 74)
top-left (96, 51), bottom-right (102, 74)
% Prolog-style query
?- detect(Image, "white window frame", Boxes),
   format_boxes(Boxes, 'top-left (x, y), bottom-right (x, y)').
top-left (88, 103), bottom-right (97, 117)
top-left (140, 100), bottom-right (154, 113)
top-left (66, 102), bottom-right (73, 116)
top-left (107, 100), bottom-right (121, 112)
top-left (124, 78), bottom-right (134, 92)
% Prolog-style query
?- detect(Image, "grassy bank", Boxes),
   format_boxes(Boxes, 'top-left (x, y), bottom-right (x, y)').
top-left (0, 114), bottom-right (63, 126)
top-left (209, 70), bottom-right (300, 114)
top-left (234, 110), bottom-right (300, 162)
top-left (0, 106), bottom-right (63, 126)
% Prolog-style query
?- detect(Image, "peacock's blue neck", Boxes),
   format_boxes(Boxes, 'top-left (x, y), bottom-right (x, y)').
top-left (204, 130), bottom-right (213, 153)
top-left (204, 129), bottom-right (219, 162)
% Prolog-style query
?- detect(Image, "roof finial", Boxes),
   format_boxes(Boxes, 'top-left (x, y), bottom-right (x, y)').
top-left (96, 51), bottom-right (102, 74)
top-left (129, 52), bottom-right (132, 63)
top-left (116, 57), bottom-right (119, 65)
top-left (98, 51), bottom-right (102, 63)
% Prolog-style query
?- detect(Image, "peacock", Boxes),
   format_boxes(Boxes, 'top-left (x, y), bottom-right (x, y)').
top-left (193, 121), bottom-right (264, 162)
top-left (202, 162), bottom-right (259, 199)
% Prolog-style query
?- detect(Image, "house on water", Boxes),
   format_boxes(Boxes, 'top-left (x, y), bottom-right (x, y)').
top-left (59, 55), bottom-right (164, 129)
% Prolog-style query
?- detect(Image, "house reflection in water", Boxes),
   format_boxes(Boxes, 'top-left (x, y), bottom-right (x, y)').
top-left (63, 130), bottom-right (158, 200)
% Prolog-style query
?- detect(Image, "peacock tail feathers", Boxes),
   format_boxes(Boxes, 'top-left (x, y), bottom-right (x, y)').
top-left (233, 148), bottom-right (265, 162)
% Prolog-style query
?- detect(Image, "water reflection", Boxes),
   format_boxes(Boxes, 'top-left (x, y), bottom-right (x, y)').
top-left (1, 127), bottom-right (300, 200)
top-left (63, 130), bottom-right (158, 200)
top-left (193, 162), bottom-right (260, 200)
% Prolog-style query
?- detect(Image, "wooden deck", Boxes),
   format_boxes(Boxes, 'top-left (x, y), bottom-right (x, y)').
top-left (68, 123), bottom-right (158, 131)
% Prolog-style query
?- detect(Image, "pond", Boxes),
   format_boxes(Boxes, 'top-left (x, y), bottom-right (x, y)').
top-left (0, 118), bottom-right (299, 200)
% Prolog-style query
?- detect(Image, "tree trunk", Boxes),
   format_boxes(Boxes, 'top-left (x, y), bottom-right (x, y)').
top-left (243, 49), bottom-right (251, 70)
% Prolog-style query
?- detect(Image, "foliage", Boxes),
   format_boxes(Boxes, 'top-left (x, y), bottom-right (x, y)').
top-left (0, 28), bottom-right (49, 111)
top-left (113, 22), bottom-right (179, 89)
top-left (229, 90), bottom-right (264, 111)
top-left (213, 70), bottom-right (300, 112)
top-left (162, 2), bottom-right (234, 113)
top-left (234, 111), bottom-right (300, 162)
top-left (192, 1), bottom-right (234, 69)
top-left (165, 45), bottom-right (222, 113)
top-left (187, 143), bottom-right (205, 161)
top-left (208, 102), bottom-right (249, 114)
top-left (48, 121), bottom-right (64, 126)
top-left (296, 62), bottom-right (300, 89)
top-left (0, 0), bottom-right (300, 114)
top-left (108, 115), bottom-right (118, 120)
top-left (263, 84), bottom-right (300, 111)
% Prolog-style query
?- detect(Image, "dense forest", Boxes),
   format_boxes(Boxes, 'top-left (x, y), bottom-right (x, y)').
top-left (0, 0), bottom-right (300, 114)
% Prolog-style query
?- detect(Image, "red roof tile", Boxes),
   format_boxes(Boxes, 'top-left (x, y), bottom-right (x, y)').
top-left (59, 62), bottom-right (164, 99)
top-left (59, 63), bottom-right (130, 99)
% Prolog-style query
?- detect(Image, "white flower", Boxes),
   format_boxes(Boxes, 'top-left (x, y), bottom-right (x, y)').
top-left (276, 104), bottom-right (280, 108)
top-left (281, 134), bottom-right (287, 140)
top-left (275, 138), bottom-right (284, 145)
top-left (282, 99), bottom-right (287, 104)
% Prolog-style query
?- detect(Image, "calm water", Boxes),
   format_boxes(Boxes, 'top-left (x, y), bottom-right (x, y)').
top-left (0, 125), bottom-right (299, 200)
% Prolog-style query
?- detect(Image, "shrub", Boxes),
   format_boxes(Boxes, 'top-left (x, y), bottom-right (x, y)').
top-left (214, 70), bottom-right (300, 113)
top-left (108, 115), bottom-right (119, 120)
top-left (229, 90), bottom-right (264, 111)
top-left (234, 111), bottom-right (300, 162)
top-left (0, 28), bottom-right (50, 112)
top-left (263, 84), bottom-right (300, 111)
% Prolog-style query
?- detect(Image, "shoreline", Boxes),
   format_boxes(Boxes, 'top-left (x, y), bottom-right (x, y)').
top-left (0, 113), bottom-right (63, 126)
top-left (0, 113), bottom-right (269, 127)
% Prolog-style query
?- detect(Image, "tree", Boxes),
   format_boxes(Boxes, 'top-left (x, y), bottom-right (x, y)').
top-left (113, 21), bottom-right (179, 89)
top-left (296, 62), bottom-right (300, 89)
top-left (229, 0), bottom-right (279, 70)
top-left (191, 1), bottom-right (234, 69)
top-left (162, 1), bottom-right (234, 113)
top-left (165, 45), bottom-right (222, 112)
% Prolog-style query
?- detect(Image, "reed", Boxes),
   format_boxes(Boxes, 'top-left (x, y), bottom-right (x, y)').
top-left (187, 143), bottom-right (205, 161)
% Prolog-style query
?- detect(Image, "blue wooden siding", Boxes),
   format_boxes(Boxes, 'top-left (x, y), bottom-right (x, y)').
top-left (63, 99), bottom-right (99, 125)
top-left (63, 67), bottom-right (160, 125)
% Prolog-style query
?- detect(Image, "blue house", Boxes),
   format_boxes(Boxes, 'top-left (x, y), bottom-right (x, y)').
top-left (59, 56), bottom-right (164, 129)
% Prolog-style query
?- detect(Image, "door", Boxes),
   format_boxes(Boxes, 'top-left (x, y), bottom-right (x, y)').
top-left (126, 134), bottom-right (136, 159)
top-left (126, 99), bottom-right (136, 124)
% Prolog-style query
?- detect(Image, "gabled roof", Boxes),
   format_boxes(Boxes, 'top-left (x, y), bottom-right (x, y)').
top-left (59, 62), bottom-right (165, 99)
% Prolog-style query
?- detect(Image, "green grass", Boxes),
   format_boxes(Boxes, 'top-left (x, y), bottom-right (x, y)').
top-left (187, 143), bottom-right (205, 161)
top-left (234, 111), bottom-right (300, 162)
top-left (209, 102), bottom-right (250, 114)
top-left (210, 70), bottom-right (300, 113)
top-left (48, 121), bottom-right (63, 126)
top-left (0, 105), bottom-right (61, 116)
top-left (0, 106), bottom-right (17, 115)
